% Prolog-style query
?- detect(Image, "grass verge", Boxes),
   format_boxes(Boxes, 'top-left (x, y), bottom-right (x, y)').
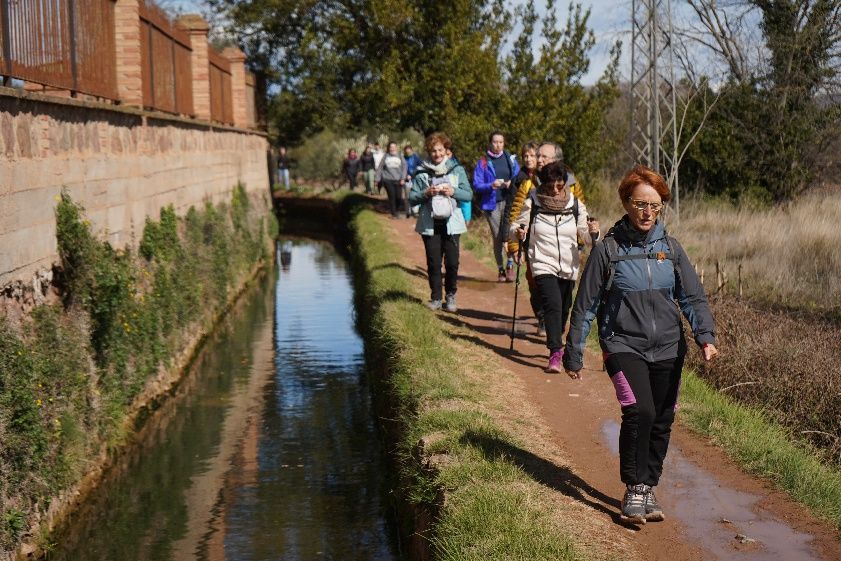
top-left (345, 195), bottom-right (628, 561)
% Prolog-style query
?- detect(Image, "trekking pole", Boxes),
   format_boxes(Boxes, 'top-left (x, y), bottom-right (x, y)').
top-left (509, 225), bottom-right (526, 351)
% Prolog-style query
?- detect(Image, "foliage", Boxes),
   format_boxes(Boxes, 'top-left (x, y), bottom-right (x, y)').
top-left (678, 1), bottom-right (840, 202)
top-left (0, 187), bottom-right (274, 553)
top-left (210, 0), bottom-right (620, 176)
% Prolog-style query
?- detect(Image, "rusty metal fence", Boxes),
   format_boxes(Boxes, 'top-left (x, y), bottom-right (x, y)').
top-left (208, 47), bottom-right (233, 125)
top-left (0, 0), bottom-right (118, 100)
top-left (139, 1), bottom-right (192, 115)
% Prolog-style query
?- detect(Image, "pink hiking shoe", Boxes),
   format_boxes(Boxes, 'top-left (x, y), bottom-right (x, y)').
top-left (545, 350), bottom-right (563, 373)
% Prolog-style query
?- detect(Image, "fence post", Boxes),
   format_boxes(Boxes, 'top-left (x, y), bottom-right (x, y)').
top-left (178, 15), bottom-right (210, 121)
top-left (0, 0), bottom-right (12, 85)
top-left (223, 47), bottom-right (248, 129)
top-left (114, 0), bottom-right (143, 106)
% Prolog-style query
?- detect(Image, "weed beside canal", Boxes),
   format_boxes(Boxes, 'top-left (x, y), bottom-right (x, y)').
top-left (0, 185), bottom-right (276, 554)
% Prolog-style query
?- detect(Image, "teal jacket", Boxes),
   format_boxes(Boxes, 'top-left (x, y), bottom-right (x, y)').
top-left (409, 160), bottom-right (473, 236)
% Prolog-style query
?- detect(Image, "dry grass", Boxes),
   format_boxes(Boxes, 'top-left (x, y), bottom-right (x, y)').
top-left (670, 191), bottom-right (841, 319)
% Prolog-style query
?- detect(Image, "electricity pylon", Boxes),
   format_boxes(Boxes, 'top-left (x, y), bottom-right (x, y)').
top-left (629, 0), bottom-right (680, 217)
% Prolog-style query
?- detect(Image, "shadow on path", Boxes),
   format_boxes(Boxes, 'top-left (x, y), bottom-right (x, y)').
top-left (461, 431), bottom-right (642, 530)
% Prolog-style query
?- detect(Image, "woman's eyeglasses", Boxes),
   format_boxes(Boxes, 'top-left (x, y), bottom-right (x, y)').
top-left (628, 199), bottom-right (664, 212)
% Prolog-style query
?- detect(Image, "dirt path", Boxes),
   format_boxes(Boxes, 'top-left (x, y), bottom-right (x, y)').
top-left (384, 213), bottom-right (841, 561)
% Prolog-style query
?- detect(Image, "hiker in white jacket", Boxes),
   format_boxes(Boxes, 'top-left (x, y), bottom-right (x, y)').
top-left (510, 160), bottom-right (600, 373)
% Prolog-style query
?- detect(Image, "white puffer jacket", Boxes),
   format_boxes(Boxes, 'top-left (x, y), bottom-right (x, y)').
top-left (509, 194), bottom-right (594, 279)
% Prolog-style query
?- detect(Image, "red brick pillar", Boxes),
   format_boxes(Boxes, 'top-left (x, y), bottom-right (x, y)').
top-left (178, 15), bottom-right (211, 121)
top-left (223, 47), bottom-right (249, 129)
top-left (114, 0), bottom-right (143, 107)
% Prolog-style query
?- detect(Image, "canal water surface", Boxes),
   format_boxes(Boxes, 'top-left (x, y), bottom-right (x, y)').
top-left (53, 239), bottom-right (398, 561)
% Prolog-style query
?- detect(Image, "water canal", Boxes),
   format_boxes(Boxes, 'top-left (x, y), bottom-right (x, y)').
top-left (52, 239), bottom-right (399, 561)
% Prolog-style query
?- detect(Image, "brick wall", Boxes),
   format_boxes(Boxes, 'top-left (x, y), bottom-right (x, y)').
top-left (0, 88), bottom-right (270, 287)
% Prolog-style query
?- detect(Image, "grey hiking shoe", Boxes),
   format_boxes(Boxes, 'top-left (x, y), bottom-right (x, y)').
top-left (644, 486), bottom-right (664, 521)
top-left (427, 299), bottom-right (442, 311)
top-left (444, 293), bottom-right (457, 313)
top-left (621, 484), bottom-right (648, 524)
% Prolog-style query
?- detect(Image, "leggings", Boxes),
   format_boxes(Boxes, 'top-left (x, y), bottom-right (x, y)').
top-left (605, 352), bottom-right (684, 487)
top-left (422, 221), bottom-right (460, 300)
top-left (484, 199), bottom-right (507, 269)
top-left (383, 179), bottom-right (406, 217)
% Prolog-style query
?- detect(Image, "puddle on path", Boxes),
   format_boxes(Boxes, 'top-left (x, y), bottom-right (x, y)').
top-left (601, 421), bottom-right (822, 561)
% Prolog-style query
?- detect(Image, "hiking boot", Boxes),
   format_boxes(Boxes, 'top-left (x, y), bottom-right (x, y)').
top-left (497, 268), bottom-right (507, 282)
top-left (444, 293), bottom-right (457, 313)
top-left (621, 484), bottom-right (648, 524)
top-left (644, 486), bottom-right (665, 521)
top-left (544, 350), bottom-right (562, 373)
top-left (536, 318), bottom-right (546, 336)
top-left (427, 299), bottom-right (442, 311)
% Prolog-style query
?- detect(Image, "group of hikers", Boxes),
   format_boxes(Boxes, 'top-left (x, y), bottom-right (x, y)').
top-left (374, 129), bottom-right (721, 525)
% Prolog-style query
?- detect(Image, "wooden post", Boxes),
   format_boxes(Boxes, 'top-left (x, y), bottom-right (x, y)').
top-left (738, 264), bottom-right (743, 298)
top-left (716, 261), bottom-right (721, 293)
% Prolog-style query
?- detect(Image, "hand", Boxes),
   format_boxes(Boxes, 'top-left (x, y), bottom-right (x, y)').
top-left (702, 343), bottom-right (719, 361)
top-left (517, 226), bottom-right (527, 241)
top-left (587, 218), bottom-right (600, 235)
top-left (565, 368), bottom-right (581, 380)
top-left (440, 185), bottom-right (454, 197)
top-left (493, 179), bottom-right (504, 189)
top-left (425, 186), bottom-right (438, 198)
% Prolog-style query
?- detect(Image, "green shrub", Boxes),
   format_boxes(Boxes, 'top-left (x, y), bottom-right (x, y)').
top-left (0, 186), bottom-right (273, 553)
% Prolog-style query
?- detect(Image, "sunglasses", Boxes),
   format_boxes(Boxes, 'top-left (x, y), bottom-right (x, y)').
top-left (628, 198), bottom-right (664, 212)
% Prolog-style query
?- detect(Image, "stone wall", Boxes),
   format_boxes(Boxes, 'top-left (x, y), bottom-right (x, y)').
top-left (0, 87), bottom-right (270, 287)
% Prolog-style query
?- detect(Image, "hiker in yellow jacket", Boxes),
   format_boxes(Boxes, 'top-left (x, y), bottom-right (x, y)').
top-left (505, 142), bottom-right (585, 335)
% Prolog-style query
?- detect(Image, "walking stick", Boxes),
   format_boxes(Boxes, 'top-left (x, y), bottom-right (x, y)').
top-left (509, 225), bottom-right (526, 351)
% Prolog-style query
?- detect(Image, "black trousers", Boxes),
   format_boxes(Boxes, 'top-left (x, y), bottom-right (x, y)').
top-left (534, 274), bottom-right (574, 352)
top-left (422, 221), bottom-right (460, 300)
top-left (383, 179), bottom-right (406, 217)
top-left (605, 352), bottom-right (684, 486)
top-left (525, 264), bottom-right (543, 321)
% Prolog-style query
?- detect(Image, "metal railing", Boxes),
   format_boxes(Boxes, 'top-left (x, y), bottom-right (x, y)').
top-left (139, 1), bottom-right (192, 116)
top-left (208, 47), bottom-right (232, 125)
top-left (0, 0), bottom-right (118, 100)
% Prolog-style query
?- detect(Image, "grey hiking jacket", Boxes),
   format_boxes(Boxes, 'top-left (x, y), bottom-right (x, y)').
top-left (563, 217), bottom-right (715, 372)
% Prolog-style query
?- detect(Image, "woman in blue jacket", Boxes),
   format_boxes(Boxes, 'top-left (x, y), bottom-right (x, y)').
top-left (563, 165), bottom-right (719, 524)
top-left (409, 132), bottom-right (473, 313)
top-left (473, 131), bottom-right (520, 282)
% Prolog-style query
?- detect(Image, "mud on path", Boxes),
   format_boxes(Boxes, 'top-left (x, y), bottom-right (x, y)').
top-left (383, 212), bottom-right (841, 561)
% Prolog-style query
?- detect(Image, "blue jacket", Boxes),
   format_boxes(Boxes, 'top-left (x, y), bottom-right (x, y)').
top-left (404, 153), bottom-right (422, 178)
top-left (563, 217), bottom-right (716, 371)
top-left (409, 160), bottom-right (473, 236)
top-left (472, 152), bottom-right (520, 211)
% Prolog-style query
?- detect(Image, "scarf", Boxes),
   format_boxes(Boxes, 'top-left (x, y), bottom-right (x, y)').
top-left (486, 150), bottom-right (503, 159)
top-left (424, 159), bottom-right (450, 176)
top-left (536, 185), bottom-right (570, 213)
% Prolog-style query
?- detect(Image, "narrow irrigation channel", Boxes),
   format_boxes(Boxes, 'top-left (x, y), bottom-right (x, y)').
top-left (50, 238), bottom-right (399, 560)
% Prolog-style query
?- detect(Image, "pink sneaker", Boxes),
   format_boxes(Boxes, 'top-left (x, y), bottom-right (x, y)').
top-left (545, 350), bottom-right (563, 373)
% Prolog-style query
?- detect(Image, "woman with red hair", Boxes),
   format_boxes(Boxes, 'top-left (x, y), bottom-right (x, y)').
top-left (563, 165), bottom-right (719, 524)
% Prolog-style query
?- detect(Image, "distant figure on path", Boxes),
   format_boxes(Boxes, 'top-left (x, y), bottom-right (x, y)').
top-left (342, 148), bottom-right (361, 190)
top-left (404, 144), bottom-right (422, 217)
top-left (473, 131), bottom-right (520, 282)
top-left (563, 165), bottom-right (719, 525)
top-left (278, 146), bottom-right (291, 190)
top-left (372, 142), bottom-right (385, 192)
top-left (361, 145), bottom-right (376, 194)
top-left (376, 141), bottom-right (409, 218)
top-left (409, 132), bottom-right (473, 312)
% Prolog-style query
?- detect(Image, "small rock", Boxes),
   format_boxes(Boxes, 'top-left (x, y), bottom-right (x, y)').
top-left (735, 533), bottom-right (757, 544)
top-left (720, 518), bottom-right (732, 524)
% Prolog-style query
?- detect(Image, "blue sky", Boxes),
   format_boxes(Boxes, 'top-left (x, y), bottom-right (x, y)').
top-left (168, 0), bottom-right (636, 85)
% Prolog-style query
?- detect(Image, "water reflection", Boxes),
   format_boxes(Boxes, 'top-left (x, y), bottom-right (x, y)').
top-left (51, 239), bottom-right (396, 561)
